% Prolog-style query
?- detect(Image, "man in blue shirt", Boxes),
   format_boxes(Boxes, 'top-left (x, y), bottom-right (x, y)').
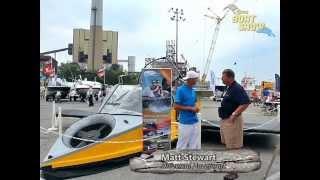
top-left (174, 70), bottom-right (201, 150)
top-left (219, 69), bottom-right (250, 150)
top-left (262, 88), bottom-right (269, 103)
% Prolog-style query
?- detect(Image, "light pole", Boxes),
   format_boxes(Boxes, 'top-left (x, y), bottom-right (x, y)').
top-left (169, 8), bottom-right (186, 63)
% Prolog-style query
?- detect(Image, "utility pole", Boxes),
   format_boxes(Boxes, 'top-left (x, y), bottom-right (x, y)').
top-left (169, 8), bottom-right (186, 63)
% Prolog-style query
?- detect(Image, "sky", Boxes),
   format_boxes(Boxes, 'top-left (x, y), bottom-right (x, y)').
top-left (40, 0), bottom-right (280, 83)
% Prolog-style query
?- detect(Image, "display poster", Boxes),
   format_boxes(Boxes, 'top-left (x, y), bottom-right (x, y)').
top-left (141, 68), bottom-right (172, 154)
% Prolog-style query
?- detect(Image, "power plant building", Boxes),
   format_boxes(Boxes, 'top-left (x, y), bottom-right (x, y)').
top-left (72, 29), bottom-right (118, 70)
top-left (72, 0), bottom-right (118, 71)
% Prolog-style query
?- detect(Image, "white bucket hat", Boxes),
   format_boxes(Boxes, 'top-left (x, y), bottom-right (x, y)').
top-left (183, 71), bottom-right (199, 80)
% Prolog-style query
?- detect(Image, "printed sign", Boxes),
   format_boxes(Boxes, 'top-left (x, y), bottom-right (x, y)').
top-left (232, 10), bottom-right (266, 31)
top-left (141, 68), bottom-right (172, 154)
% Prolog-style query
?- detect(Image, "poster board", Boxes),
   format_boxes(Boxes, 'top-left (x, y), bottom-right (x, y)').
top-left (141, 68), bottom-right (172, 154)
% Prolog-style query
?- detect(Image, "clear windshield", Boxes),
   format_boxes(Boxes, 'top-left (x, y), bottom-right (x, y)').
top-left (99, 85), bottom-right (142, 115)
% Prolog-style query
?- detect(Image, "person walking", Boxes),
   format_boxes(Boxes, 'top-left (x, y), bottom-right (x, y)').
top-left (218, 69), bottom-right (250, 150)
top-left (87, 86), bottom-right (94, 107)
top-left (251, 89), bottom-right (259, 106)
top-left (69, 89), bottom-right (77, 102)
top-left (174, 70), bottom-right (201, 150)
top-left (98, 89), bottom-right (102, 102)
top-left (55, 91), bottom-right (61, 103)
top-left (40, 86), bottom-right (45, 99)
top-left (262, 88), bottom-right (269, 103)
top-left (102, 85), bottom-right (106, 97)
top-left (44, 87), bottom-right (48, 101)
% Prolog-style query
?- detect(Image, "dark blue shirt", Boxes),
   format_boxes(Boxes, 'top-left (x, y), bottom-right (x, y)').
top-left (219, 81), bottom-right (250, 119)
top-left (175, 84), bottom-right (198, 124)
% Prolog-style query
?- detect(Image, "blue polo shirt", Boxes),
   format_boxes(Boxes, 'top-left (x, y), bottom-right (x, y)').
top-left (262, 89), bottom-right (269, 97)
top-left (175, 84), bottom-right (198, 124)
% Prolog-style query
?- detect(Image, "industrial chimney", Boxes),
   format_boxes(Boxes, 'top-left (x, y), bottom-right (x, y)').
top-left (88, 0), bottom-right (103, 71)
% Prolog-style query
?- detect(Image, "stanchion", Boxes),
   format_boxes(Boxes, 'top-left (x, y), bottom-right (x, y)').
top-left (58, 107), bottom-right (63, 137)
top-left (48, 101), bottom-right (57, 131)
top-left (55, 108), bottom-right (59, 128)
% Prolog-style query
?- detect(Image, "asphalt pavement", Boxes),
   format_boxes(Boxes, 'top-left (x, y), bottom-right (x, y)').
top-left (40, 99), bottom-right (280, 180)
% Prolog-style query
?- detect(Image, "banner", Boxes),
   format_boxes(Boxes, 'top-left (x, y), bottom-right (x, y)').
top-left (141, 68), bottom-right (172, 154)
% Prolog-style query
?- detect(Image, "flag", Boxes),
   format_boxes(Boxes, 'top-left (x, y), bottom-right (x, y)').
top-left (97, 67), bottom-right (105, 78)
top-left (256, 27), bottom-right (276, 37)
top-left (43, 63), bottom-right (55, 77)
top-left (275, 74), bottom-right (280, 91)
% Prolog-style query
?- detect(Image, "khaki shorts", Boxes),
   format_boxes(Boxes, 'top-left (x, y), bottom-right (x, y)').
top-left (220, 115), bottom-right (243, 149)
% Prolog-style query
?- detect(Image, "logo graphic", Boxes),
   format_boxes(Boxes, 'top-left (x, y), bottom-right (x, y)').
top-left (225, 3), bottom-right (276, 37)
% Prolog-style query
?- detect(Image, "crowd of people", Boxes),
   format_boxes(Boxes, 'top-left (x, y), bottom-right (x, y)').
top-left (251, 88), bottom-right (280, 114)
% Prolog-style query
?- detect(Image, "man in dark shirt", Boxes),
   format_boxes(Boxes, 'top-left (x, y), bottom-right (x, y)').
top-left (219, 69), bottom-right (250, 149)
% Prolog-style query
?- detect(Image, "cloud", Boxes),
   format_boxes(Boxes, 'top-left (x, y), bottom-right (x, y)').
top-left (41, 0), bottom-right (279, 82)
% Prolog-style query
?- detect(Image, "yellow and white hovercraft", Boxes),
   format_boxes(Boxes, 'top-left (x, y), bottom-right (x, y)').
top-left (40, 84), bottom-right (179, 178)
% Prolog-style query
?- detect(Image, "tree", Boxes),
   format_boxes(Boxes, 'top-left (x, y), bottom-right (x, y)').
top-left (105, 66), bottom-right (123, 85)
top-left (57, 62), bottom-right (140, 85)
top-left (122, 73), bottom-right (139, 85)
top-left (79, 71), bottom-right (96, 81)
top-left (58, 62), bottom-right (81, 81)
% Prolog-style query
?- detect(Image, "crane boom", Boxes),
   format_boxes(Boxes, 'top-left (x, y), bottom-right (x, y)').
top-left (201, 0), bottom-right (238, 83)
top-left (180, 54), bottom-right (190, 69)
top-left (181, 54), bottom-right (186, 62)
top-left (201, 20), bottom-right (221, 82)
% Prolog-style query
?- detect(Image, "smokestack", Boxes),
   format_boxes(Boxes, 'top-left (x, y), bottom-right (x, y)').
top-left (128, 56), bottom-right (136, 73)
top-left (88, 0), bottom-right (103, 71)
